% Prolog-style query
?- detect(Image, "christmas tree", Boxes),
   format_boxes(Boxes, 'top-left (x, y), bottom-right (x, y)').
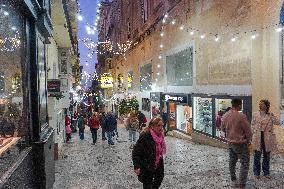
top-left (118, 97), bottom-right (139, 116)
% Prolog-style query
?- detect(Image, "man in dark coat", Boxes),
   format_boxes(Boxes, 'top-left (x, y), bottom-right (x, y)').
top-left (105, 112), bottom-right (117, 145)
top-left (99, 112), bottom-right (107, 140)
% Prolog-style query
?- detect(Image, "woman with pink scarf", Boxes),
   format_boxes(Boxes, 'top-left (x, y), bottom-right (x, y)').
top-left (132, 117), bottom-right (166, 189)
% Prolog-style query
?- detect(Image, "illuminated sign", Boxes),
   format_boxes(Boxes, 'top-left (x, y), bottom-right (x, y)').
top-left (162, 94), bottom-right (188, 103)
top-left (100, 74), bottom-right (113, 88)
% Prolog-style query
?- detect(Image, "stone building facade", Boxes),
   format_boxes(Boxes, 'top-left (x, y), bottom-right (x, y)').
top-left (98, 0), bottom-right (284, 151)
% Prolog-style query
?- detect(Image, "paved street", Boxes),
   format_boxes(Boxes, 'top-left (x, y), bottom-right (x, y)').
top-left (53, 125), bottom-right (284, 189)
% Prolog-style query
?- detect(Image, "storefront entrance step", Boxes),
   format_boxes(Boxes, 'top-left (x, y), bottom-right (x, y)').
top-left (167, 130), bottom-right (192, 141)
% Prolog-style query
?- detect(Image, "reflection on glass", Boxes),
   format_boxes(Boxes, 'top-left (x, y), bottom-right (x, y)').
top-left (193, 97), bottom-right (213, 135)
top-left (0, 0), bottom-right (27, 157)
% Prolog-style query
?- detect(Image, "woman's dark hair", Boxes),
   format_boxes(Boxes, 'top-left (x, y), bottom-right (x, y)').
top-left (260, 99), bottom-right (270, 114)
top-left (231, 99), bottom-right (242, 108)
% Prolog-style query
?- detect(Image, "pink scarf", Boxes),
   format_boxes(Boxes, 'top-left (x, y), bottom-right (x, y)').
top-left (150, 129), bottom-right (166, 168)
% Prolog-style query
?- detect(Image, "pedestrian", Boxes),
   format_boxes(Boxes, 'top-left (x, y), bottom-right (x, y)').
top-left (77, 114), bottom-right (85, 140)
top-left (161, 107), bottom-right (168, 136)
top-left (132, 117), bottom-right (166, 189)
top-left (100, 112), bottom-right (107, 140)
top-left (126, 112), bottom-right (139, 149)
top-left (88, 112), bottom-right (100, 145)
top-left (137, 111), bottom-right (147, 132)
top-left (251, 99), bottom-right (280, 180)
top-left (65, 114), bottom-right (72, 143)
top-left (105, 112), bottom-right (117, 145)
top-left (221, 99), bottom-right (252, 189)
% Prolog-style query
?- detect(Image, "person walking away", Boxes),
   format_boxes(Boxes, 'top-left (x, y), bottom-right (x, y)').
top-left (161, 107), bottom-right (168, 136)
top-left (77, 114), bottom-right (85, 140)
top-left (65, 114), bottom-right (72, 143)
top-left (88, 112), bottom-right (100, 145)
top-left (252, 100), bottom-right (280, 180)
top-left (221, 99), bottom-right (252, 189)
top-left (105, 112), bottom-right (117, 145)
top-left (137, 111), bottom-right (147, 132)
top-left (126, 113), bottom-right (139, 149)
top-left (132, 117), bottom-right (166, 189)
top-left (100, 112), bottom-right (107, 140)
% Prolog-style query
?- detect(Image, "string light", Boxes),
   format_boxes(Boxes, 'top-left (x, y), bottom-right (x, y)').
top-left (77, 14), bottom-right (83, 21)
top-left (200, 34), bottom-right (205, 39)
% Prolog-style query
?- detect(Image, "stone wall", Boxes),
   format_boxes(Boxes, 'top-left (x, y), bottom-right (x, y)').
top-left (108, 0), bottom-right (284, 151)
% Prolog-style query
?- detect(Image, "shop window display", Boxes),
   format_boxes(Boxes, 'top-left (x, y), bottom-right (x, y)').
top-left (176, 105), bottom-right (192, 134)
top-left (168, 103), bottom-right (176, 130)
top-left (193, 97), bottom-right (213, 135)
top-left (0, 1), bottom-right (28, 156)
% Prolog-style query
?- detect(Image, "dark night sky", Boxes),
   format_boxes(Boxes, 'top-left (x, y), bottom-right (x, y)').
top-left (78, 0), bottom-right (99, 85)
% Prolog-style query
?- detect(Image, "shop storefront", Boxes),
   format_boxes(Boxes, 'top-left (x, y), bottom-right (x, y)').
top-left (161, 93), bottom-right (193, 135)
top-left (0, 0), bottom-right (54, 188)
top-left (192, 94), bottom-right (252, 141)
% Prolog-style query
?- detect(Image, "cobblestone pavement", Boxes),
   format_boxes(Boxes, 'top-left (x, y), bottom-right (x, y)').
top-left (53, 124), bottom-right (284, 189)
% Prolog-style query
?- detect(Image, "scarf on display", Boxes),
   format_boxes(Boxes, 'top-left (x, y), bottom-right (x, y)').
top-left (150, 129), bottom-right (166, 168)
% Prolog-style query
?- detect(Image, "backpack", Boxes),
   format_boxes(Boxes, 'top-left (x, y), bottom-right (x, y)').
top-left (129, 119), bottom-right (139, 130)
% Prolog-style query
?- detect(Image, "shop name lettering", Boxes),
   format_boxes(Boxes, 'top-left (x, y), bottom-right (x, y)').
top-left (165, 95), bottom-right (184, 102)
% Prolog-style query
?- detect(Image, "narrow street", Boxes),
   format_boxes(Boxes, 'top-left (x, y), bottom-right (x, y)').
top-left (53, 124), bottom-right (284, 189)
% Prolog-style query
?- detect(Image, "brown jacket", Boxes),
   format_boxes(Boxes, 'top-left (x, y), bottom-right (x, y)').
top-left (221, 110), bottom-right (252, 144)
top-left (251, 112), bottom-right (279, 152)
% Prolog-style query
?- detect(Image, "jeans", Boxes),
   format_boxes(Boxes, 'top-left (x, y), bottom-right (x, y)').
top-left (102, 127), bottom-right (106, 140)
top-left (90, 128), bottom-right (98, 144)
top-left (129, 130), bottom-right (137, 143)
top-left (107, 131), bottom-right (114, 145)
top-left (229, 143), bottom-right (250, 187)
top-left (254, 131), bottom-right (270, 176)
top-left (79, 128), bottom-right (84, 140)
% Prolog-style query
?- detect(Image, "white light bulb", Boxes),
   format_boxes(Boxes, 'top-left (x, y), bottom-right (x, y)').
top-left (190, 31), bottom-right (194, 35)
top-left (251, 34), bottom-right (256, 39)
top-left (215, 36), bottom-right (219, 42)
top-left (157, 64), bottom-right (161, 68)
top-left (160, 44), bottom-right (163, 48)
top-left (164, 14), bottom-right (168, 18)
top-left (171, 20), bottom-right (176, 25)
top-left (158, 55), bottom-right (162, 59)
top-left (160, 32), bottom-right (164, 37)
top-left (162, 19), bottom-right (166, 24)
top-left (276, 27), bottom-right (283, 32)
top-left (4, 11), bottom-right (9, 16)
top-left (77, 14), bottom-right (83, 21)
top-left (231, 37), bottom-right (236, 42)
top-left (179, 26), bottom-right (184, 30)
top-left (11, 26), bottom-right (16, 31)
top-left (98, 3), bottom-right (101, 7)
top-left (200, 34), bottom-right (205, 39)
top-left (97, 9), bottom-right (100, 13)
top-left (86, 26), bottom-right (91, 31)
top-left (91, 30), bottom-right (95, 35)
top-left (157, 73), bottom-right (160, 75)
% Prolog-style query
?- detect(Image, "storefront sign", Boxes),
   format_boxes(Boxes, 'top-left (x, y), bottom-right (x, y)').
top-left (162, 94), bottom-right (188, 104)
top-left (47, 79), bottom-right (61, 93)
top-left (100, 74), bottom-right (113, 88)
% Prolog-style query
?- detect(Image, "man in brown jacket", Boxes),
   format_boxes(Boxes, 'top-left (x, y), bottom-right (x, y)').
top-left (221, 99), bottom-right (252, 189)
